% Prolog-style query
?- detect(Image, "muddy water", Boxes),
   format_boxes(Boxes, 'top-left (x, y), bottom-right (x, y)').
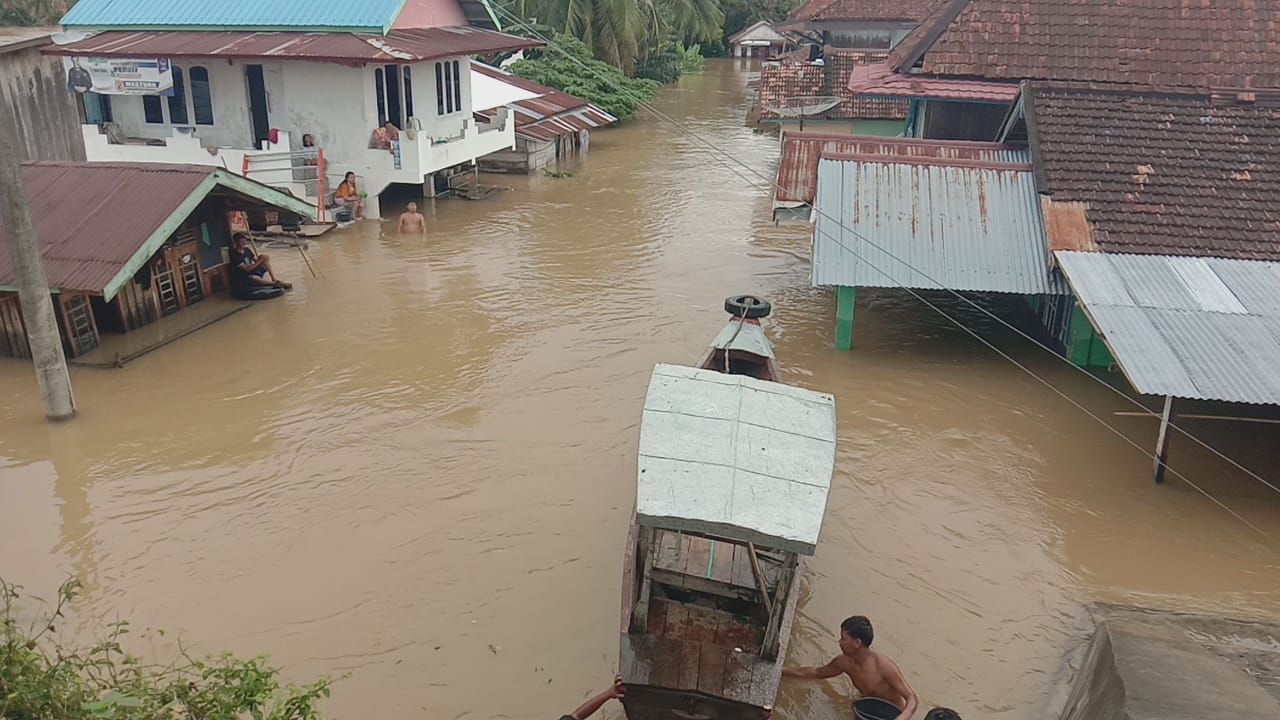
top-left (3, 59), bottom-right (1280, 720)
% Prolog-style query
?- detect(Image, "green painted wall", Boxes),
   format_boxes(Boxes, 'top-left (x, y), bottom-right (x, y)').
top-left (835, 286), bottom-right (856, 350)
top-left (1066, 303), bottom-right (1113, 368)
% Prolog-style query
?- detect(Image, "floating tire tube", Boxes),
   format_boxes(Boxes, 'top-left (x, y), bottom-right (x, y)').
top-left (231, 285), bottom-right (286, 301)
top-left (724, 294), bottom-right (771, 319)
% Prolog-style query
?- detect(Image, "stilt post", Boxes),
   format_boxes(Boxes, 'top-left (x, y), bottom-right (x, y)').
top-left (1152, 395), bottom-right (1173, 484)
top-left (0, 103), bottom-right (75, 419)
top-left (835, 285), bottom-right (856, 350)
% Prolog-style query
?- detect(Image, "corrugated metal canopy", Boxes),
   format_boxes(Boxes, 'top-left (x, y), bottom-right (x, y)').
top-left (812, 152), bottom-right (1067, 294)
top-left (60, 0), bottom-right (407, 33)
top-left (0, 162), bottom-right (314, 298)
top-left (46, 27), bottom-right (542, 63)
top-left (637, 364), bottom-right (836, 556)
top-left (1055, 251), bottom-right (1280, 404)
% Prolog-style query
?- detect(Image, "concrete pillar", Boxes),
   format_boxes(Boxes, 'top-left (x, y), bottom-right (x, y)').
top-left (835, 285), bottom-right (856, 350)
top-left (0, 108), bottom-right (75, 420)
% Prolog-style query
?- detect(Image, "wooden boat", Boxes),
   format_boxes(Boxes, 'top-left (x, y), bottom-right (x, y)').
top-left (619, 295), bottom-right (837, 720)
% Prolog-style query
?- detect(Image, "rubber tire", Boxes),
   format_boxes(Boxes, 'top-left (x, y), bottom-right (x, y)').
top-left (230, 285), bottom-right (285, 301)
top-left (724, 295), bottom-right (771, 319)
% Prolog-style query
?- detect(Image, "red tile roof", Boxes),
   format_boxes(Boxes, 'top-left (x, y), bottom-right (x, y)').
top-left (776, 131), bottom-right (1022, 203)
top-left (1027, 83), bottom-right (1280, 260)
top-left (889, 0), bottom-right (1280, 90)
top-left (758, 51), bottom-right (908, 121)
top-left (44, 26), bottom-right (542, 63)
top-left (790, 0), bottom-right (943, 22)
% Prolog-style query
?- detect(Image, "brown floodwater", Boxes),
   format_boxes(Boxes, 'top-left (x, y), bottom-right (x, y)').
top-left (3, 60), bottom-right (1280, 720)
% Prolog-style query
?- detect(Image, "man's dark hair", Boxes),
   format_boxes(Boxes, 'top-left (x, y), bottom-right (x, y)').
top-left (840, 616), bottom-right (873, 647)
top-left (232, 232), bottom-right (250, 243)
top-left (924, 709), bottom-right (961, 720)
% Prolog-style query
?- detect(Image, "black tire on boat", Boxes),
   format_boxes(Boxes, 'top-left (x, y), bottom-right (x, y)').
top-left (230, 285), bottom-right (286, 301)
top-left (724, 295), bottom-right (771, 319)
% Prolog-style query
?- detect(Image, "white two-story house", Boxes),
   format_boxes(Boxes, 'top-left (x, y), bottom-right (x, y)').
top-left (48, 0), bottom-right (540, 218)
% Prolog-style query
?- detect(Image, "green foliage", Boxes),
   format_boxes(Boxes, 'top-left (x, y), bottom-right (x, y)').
top-left (496, 0), bottom-right (722, 71)
top-left (510, 34), bottom-right (659, 119)
top-left (719, 0), bottom-right (802, 41)
top-left (679, 43), bottom-right (706, 74)
top-left (1, 579), bottom-right (335, 720)
top-left (634, 43), bottom-right (684, 84)
top-left (0, 0), bottom-right (69, 25)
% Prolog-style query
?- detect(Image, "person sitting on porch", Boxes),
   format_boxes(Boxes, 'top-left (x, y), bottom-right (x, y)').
top-left (302, 133), bottom-right (318, 166)
top-left (229, 233), bottom-right (292, 290)
top-left (334, 172), bottom-right (365, 219)
top-left (369, 122), bottom-right (400, 151)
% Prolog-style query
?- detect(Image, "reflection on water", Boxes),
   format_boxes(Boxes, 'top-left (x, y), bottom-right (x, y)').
top-left (2, 60), bottom-right (1279, 720)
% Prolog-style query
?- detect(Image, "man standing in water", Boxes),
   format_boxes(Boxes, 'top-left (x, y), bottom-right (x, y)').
top-left (783, 616), bottom-right (918, 720)
top-left (398, 201), bottom-right (426, 234)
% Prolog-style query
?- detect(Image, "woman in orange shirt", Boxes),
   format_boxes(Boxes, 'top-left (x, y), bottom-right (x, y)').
top-left (333, 171), bottom-right (364, 220)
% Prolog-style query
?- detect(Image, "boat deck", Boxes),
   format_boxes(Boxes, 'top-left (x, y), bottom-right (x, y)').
top-left (619, 629), bottom-right (782, 710)
top-left (651, 531), bottom-right (784, 599)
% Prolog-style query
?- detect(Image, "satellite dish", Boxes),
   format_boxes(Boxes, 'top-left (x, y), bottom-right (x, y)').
top-left (761, 95), bottom-right (840, 118)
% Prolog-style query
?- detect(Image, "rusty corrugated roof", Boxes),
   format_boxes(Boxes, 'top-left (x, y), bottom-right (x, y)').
top-left (776, 131), bottom-right (1022, 204)
top-left (44, 26), bottom-right (542, 63)
top-left (0, 162), bottom-right (309, 295)
top-left (471, 63), bottom-right (616, 142)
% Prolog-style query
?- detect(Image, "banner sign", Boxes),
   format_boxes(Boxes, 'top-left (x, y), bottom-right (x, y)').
top-left (63, 57), bottom-right (174, 96)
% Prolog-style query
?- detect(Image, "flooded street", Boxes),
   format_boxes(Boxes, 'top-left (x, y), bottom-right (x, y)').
top-left (3, 59), bottom-right (1280, 720)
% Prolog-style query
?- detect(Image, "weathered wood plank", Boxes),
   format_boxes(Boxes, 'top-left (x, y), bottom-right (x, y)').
top-left (647, 597), bottom-right (669, 635)
top-left (716, 617), bottom-right (762, 653)
top-left (630, 526), bottom-right (657, 634)
top-left (683, 605), bottom-right (720, 644)
top-left (730, 543), bottom-right (756, 589)
top-left (722, 650), bottom-right (762, 706)
top-left (697, 642), bottom-right (729, 697)
top-left (619, 632), bottom-right (655, 685)
top-left (677, 641), bottom-right (701, 691)
top-left (709, 539), bottom-right (736, 586)
top-left (621, 520), bottom-right (638, 633)
top-left (761, 553), bottom-right (800, 659)
top-left (649, 637), bottom-right (685, 689)
top-left (664, 602), bottom-right (691, 639)
top-left (653, 529), bottom-right (683, 573)
top-left (684, 535), bottom-right (712, 580)
top-left (650, 567), bottom-right (756, 602)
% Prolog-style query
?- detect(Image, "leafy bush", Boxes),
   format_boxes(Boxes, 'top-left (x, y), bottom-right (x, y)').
top-left (1, 579), bottom-right (335, 720)
top-left (634, 44), bottom-right (684, 84)
top-left (679, 44), bottom-right (706, 74)
top-left (509, 34), bottom-right (659, 119)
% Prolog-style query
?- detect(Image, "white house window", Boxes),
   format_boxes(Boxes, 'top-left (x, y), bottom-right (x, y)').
top-left (435, 60), bottom-right (461, 115)
top-left (375, 64), bottom-right (412, 128)
top-left (142, 64), bottom-right (214, 126)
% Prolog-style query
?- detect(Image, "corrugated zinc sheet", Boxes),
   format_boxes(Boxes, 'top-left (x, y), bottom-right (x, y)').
top-left (637, 364), bottom-right (835, 556)
top-left (812, 152), bottom-right (1067, 294)
top-left (1055, 251), bottom-right (1280, 404)
top-left (471, 63), bottom-right (616, 142)
top-left (776, 132), bottom-right (1024, 204)
top-left (46, 27), bottom-right (542, 63)
top-left (60, 0), bottom-right (405, 32)
top-left (0, 162), bottom-right (212, 293)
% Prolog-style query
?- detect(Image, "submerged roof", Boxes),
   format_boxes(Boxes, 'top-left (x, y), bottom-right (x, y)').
top-left (60, 0), bottom-right (407, 33)
top-left (756, 51), bottom-right (909, 122)
top-left (0, 26), bottom-right (57, 53)
top-left (1027, 83), bottom-right (1280, 262)
top-left (45, 26), bottom-right (541, 63)
top-left (789, 0), bottom-right (941, 22)
top-left (0, 162), bottom-right (314, 298)
top-left (472, 63), bottom-right (616, 141)
top-left (812, 149), bottom-right (1067, 294)
top-left (1056, 251), bottom-right (1280, 405)
top-left (776, 132), bottom-right (1023, 205)
top-left (848, 63), bottom-right (1019, 102)
top-left (637, 364), bottom-right (836, 556)
top-left (888, 0), bottom-right (1280, 90)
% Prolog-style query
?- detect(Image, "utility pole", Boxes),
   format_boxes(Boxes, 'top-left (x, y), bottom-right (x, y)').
top-left (0, 100), bottom-right (75, 420)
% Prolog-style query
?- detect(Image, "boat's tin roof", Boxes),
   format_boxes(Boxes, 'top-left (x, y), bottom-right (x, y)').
top-left (710, 319), bottom-right (774, 358)
top-left (636, 363), bottom-right (836, 555)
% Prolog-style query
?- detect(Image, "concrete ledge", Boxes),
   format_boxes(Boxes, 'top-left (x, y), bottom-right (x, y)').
top-left (1060, 612), bottom-right (1280, 720)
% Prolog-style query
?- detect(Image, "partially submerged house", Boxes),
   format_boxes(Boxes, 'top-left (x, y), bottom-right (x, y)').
top-left (0, 162), bottom-right (315, 364)
top-left (727, 20), bottom-right (795, 59)
top-left (472, 63), bottom-right (616, 174)
top-left (778, 0), bottom-right (942, 50)
top-left (752, 48), bottom-right (907, 135)
top-left (0, 26), bottom-right (85, 162)
top-left (847, 0), bottom-right (1280, 140)
top-left (45, 0), bottom-right (542, 218)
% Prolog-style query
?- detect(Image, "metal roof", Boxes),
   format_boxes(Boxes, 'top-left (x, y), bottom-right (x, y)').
top-left (777, 132), bottom-right (1024, 205)
top-left (0, 162), bottom-right (315, 298)
top-left (60, 0), bottom-right (407, 33)
top-left (711, 319), bottom-right (774, 358)
top-left (1055, 251), bottom-right (1280, 405)
top-left (471, 63), bottom-right (616, 142)
top-left (45, 27), bottom-right (542, 63)
top-left (812, 152), bottom-right (1068, 294)
top-left (0, 27), bottom-right (57, 53)
top-left (637, 364), bottom-right (836, 556)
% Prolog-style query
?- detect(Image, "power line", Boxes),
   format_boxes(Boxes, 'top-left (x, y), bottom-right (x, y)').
top-left (489, 8), bottom-right (1276, 532)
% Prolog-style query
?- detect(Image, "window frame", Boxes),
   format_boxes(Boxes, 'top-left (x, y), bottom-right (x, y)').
top-left (142, 63), bottom-right (214, 127)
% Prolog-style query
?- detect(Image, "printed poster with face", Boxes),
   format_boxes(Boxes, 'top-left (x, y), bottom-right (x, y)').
top-left (64, 56), bottom-right (175, 95)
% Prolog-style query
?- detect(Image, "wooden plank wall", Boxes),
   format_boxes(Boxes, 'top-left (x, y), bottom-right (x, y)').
top-left (0, 294), bottom-right (31, 358)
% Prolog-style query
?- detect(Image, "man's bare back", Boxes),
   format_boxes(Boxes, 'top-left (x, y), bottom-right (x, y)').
top-left (398, 202), bottom-right (426, 234)
top-left (782, 615), bottom-right (918, 720)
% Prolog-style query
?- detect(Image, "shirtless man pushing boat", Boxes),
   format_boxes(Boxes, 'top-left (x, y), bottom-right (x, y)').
top-left (783, 615), bottom-right (919, 720)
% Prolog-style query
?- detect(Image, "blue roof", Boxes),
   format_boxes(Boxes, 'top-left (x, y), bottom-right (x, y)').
top-left (61, 0), bottom-right (408, 33)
